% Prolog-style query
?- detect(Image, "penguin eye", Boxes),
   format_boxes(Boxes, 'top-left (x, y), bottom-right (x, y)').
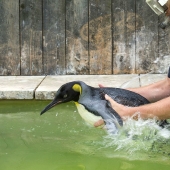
top-left (63, 94), bottom-right (67, 98)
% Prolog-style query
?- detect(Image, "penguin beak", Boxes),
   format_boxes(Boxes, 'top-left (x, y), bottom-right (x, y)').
top-left (40, 99), bottom-right (61, 115)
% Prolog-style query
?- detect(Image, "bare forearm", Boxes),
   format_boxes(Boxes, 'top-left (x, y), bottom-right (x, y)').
top-left (105, 94), bottom-right (170, 121)
top-left (166, 0), bottom-right (170, 16)
top-left (122, 96), bottom-right (170, 120)
top-left (127, 78), bottom-right (170, 102)
top-left (96, 74), bottom-right (170, 127)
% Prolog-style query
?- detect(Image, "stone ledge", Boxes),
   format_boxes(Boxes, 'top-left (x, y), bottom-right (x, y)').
top-left (0, 76), bottom-right (45, 99)
top-left (35, 75), bottom-right (140, 100)
top-left (0, 74), bottom-right (167, 100)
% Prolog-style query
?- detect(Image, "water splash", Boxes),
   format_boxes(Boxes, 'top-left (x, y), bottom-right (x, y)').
top-left (99, 114), bottom-right (170, 156)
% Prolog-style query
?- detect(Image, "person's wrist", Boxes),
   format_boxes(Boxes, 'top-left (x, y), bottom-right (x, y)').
top-left (165, 0), bottom-right (170, 15)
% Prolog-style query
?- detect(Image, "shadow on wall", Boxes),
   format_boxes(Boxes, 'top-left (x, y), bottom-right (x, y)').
top-left (66, 12), bottom-right (143, 74)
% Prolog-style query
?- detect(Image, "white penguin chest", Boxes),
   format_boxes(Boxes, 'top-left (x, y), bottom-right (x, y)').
top-left (75, 102), bottom-right (104, 128)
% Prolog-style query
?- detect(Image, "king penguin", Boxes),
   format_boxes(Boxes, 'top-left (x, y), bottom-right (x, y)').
top-left (40, 81), bottom-right (150, 133)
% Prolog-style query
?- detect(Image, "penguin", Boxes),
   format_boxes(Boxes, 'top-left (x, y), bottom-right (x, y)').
top-left (40, 81), bottom-right (150, 133)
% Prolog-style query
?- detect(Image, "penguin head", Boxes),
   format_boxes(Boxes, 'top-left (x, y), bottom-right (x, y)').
top-left (40, 81), bottom-right (82, 115)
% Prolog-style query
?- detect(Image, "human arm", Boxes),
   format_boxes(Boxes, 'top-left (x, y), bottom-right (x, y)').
top-left (127, 77), bottom-right (170, 103)
top-left (105, 94), bottom-right (170, 120)
top-left (100, 76), bottom-right (170, 103)
top-left (94, 74), bottom-right (170, 127)
top-left (165, 0), bottom-right (170, 16)
top-left (94, 94), bottom-right (170, 127)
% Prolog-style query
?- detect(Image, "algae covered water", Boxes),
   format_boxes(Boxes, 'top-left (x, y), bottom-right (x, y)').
top-left (0, 100), bottom-right (170, 170)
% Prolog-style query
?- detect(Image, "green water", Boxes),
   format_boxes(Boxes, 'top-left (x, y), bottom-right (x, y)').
top-left (0, 100), bottom-right (170, 170)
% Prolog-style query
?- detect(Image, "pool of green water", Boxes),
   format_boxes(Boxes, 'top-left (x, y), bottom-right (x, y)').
top-left (0, 100), bottom-right (170, 170)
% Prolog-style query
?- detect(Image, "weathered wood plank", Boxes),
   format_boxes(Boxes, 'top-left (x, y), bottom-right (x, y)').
top-left (20, 0), bottom-right (43, 75)
top-left (0, 0), bottom-right (168, 76)
top-left (157, 15), bottom-right (170, 73)
top-left (89, 0), bottom-right (112, 74)
top-left (0, 0), bottom-right (20, 75)
top-left (135, 0), bottom-right (159, 73)
top-left (43, 0), bottom-right (66, 75)
top-left (66, 0), bottom-right (89, 75)
top-left (112, 0), bottom-right (136, 74)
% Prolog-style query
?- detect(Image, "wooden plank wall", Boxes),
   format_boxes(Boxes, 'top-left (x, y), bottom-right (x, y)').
top-left (0, 0), bottom-right (170, 76)
top-left (66, 0), bottom-right (89, 74)
top-left (112, 0), bottom-right (136, 74)
top-left (0, 0), bottom-right (20, 75)
top-left (20, 0), bottom-right (43, 75)
top-left (43, 0), bottom-right (66, 75)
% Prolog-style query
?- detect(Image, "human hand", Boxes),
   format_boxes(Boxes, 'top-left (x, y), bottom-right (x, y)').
top-left (93, 84), bottom-right (105, 127)
top-left (98, 84), bottom-right (105, 88)
top-left (94, 119), bottom-right (104, 127)
top-left (166, 0), bottom-right (170, 16)
top-left (93, 94), bottom-right (124, 127)
top-left (105, 94), bottom-right (128, 120)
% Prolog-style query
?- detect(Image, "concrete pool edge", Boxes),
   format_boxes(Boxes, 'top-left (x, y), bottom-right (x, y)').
top-left (0, 74), bottom-right (166, 100)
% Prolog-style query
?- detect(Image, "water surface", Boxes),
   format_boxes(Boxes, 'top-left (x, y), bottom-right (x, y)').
top-left (0, 100), bottom-right (170, 170)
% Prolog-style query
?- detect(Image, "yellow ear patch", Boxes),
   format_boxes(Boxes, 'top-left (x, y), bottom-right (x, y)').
top-left (72, 84), bottom-right (82, 94)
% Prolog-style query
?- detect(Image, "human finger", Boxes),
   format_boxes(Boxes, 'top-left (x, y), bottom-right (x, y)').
top-left (98, 84), bottom-right (105, 88)
top-left (94, 119), bottom-right (105, 127)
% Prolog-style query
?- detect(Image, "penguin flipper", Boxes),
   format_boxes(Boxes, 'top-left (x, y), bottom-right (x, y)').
top-left (106, 101), bottom-right (123, 126)
top-left (78, 99), bottom-right (122, 133)
top-left (91, 100), bottom-right (123, 134)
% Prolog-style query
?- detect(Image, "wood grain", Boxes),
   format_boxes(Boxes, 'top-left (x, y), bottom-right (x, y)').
top-left (89, 0), bottom-right (112, 74)
top-left (157, 14), bottom-right (170, 74)
top-left (112, 0), bottom-right (137, 74)
top-left (20, 0), bottom-right (43, 75)
top-left (135, 0), bottom-right (159, 73)
top-left (0, 0), bottom-right (169, 76)
top-left (43, 0), bottom-right (66, 75)
top-left (0, 0), bottom-right (20, 75)
top-left (66, 0), bottom-right (89, 75)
